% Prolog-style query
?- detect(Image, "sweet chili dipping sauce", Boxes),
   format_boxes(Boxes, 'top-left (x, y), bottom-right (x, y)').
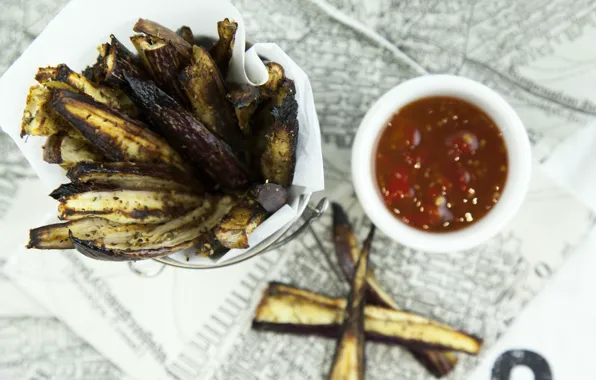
top-left (375, 96), bottom-right (508, 232)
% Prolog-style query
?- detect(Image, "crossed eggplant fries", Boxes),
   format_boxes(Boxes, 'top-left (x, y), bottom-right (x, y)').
top-left (23, 19), bottom-right (299, 261)
top-left (252, 203), bottom-right (483, 378)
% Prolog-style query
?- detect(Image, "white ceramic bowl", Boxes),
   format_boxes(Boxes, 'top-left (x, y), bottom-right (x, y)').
top-left (352, 75), bottom-right (532, 253)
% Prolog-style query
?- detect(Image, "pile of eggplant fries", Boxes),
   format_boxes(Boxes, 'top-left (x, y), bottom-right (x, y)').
top-left (252, 203), bottom-right (483, 378)
top-left (22, 18), bottom-right (299, 261)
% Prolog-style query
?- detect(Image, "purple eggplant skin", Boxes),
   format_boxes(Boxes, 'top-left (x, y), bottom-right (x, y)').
top-left (69, 232), bottom-right (180, 261)
top-left (124, 74), bottom-right (249, 190)
top-left (249, 183), bottom-right (288, 213)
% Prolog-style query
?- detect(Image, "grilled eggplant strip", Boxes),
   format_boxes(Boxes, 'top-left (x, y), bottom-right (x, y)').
top-left (58, 189), bottom-right (204, 224)
top-left (332, 203), bottom-right (458, 377)
top-left (49, 89), bottom-right (185, 169)
top-left (43, 134), bottom-right (105, 169)
top-left (180, 46), bottom-right (243, 151)
top-left (327, 225), bottom-right (373, 380)
top-left (67, 162), bottom-right (201, 193)
top-left (176, 26), bottom-right (194, 45)
top-left (130, 35), bottom-right (189, 105)
top-left (210, 18), bottom-right (237, 78)
top-left (253, 283), bottom-right (483, 355)
top-left (27, 218), bottom-right (146, 250)
top-left (214, 199), bottom-right (268, 249)
top-left (71, 195), bottom-right (235, 261)
top-left (104, 35), bottom-right (150, 89)
top-left (227, 84), bottom-right (260, 136)
top-left (35, 64), bottom-right (137, 116)
top-left (255, 79), bottom-right (299, 187)
top-left (21, 85), bottom-right (74, 137)
top-left (133, 18), bottom-right (192, 60)
top-left (125, 75), bottom-right (249, 189)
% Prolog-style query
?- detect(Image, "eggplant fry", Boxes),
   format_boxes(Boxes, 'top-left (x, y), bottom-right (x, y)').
top-left (332, 202), bottom-right (458, 377)
top-left (327, 225), bottom-right (374, 380)
top-left (176, 25), bottom-right (194, 45)
top-left (255, 79), bottom-right (299, 187)
top-left (226, 84), bottom-right (260, 136)
top-left (71, 195), bottom-right (235, 261)
top-left (67, 162), bottom-right (201, 193)
top-left (253, 283), bottom-right (483, 355)
top-left (43, 134), bottom-right (105, 169)
top-left (125, 75), bottom-right (249, 189)
top-left (21, 85), bottom-right (73, 137)
top-left (35, 64), bottom-right (137, 116)
top-left (210, 18), bottom-right (237, 78)
top-left (180, 46), bottom-right (243, 151)
top-left (214, 199), bottom-right (268, 249)
top-left (27, 217), bottom-right (145, 250)
top-left (58, 188), bottom-right (204, 224)
top-left (104, 35), bottom-right (150, 89)
top-left (133, 18), bottom-right (192, 60)
top-left (130, 35), bottom-right (189, 104)
top-left (332, 203), bottom-right (400, 309)
top-left (49, 89), bottom-right (185, 169)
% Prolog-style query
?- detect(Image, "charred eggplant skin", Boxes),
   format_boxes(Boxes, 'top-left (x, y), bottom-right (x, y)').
top-left (125, 74), bottom-right (249, 189)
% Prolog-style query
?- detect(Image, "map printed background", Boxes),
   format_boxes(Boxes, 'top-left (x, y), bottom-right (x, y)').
top-left (1, 0), bottom-right (596, 379)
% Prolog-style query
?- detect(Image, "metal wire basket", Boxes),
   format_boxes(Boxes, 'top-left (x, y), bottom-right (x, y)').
top-left (129, 196), bottom-right (329, 277)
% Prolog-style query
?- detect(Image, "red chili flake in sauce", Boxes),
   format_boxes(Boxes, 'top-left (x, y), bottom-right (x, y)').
top-left (375, 96), bottom-right (508, 232)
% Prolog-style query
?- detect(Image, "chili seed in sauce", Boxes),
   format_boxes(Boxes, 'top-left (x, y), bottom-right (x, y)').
top-left (375, 96), bottom-right (508, 232)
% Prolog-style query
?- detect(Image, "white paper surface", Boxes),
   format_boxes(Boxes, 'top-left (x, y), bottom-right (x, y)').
top-left (543, 122), bottom-right (596, 213)
top-left (0, 0), bottom-right (324, 266)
